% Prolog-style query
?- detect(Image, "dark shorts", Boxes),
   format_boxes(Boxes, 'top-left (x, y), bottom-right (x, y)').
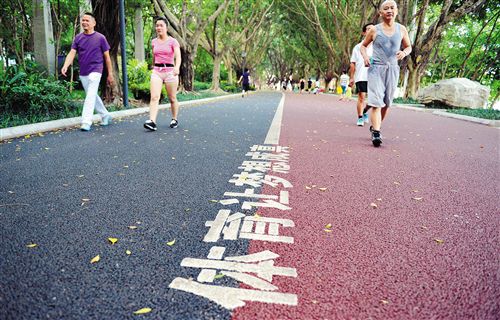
top-left (242, 83), bottom-right (250, 91)
top-left (356, 81), bottom-right (368, 93)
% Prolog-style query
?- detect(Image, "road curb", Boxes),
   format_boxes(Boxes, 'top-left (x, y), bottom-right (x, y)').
top-left (394, 104), bottom-right (500, 128)
top-left (0, 93), bottom-right (241, 141)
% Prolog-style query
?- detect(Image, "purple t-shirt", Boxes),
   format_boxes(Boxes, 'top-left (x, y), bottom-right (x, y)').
top-left (71, 31), bottom-right (110, 76)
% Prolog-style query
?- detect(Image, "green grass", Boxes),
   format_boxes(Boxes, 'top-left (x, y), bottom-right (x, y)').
top-left (173, 90), bottom-right (227, 103)
top-left (393, 97), bottom-right (420, 105)
top-left (70, 89), bottom-right (86, 100)
top-left (1, 102), bottom-right (125, 128)
top-left (446, 108), bottom-right (500, 120)
top-left (1, 90), bottom-right (229, 128)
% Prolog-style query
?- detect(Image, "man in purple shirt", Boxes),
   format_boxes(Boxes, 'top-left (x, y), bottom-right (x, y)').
top-left (61, 12), bottom-right (114, 131)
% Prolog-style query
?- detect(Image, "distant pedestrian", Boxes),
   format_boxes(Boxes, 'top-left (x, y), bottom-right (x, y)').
top-left (61, 12), bottom-right (114, 131)
top-left (144, 17), bottom-right (181, 132)
top-left (299, 78), bottom-right (305, 94)
top-left (237, 68), bottom-right (251, 98)
top-left (361, 0), bottom-right (411, 147)
top-left (307, 78), bottom-right (313, 93)
top-left (350, 23), bottom-right (375, 126)
top-left (339, 71), bottom-right (350, 100)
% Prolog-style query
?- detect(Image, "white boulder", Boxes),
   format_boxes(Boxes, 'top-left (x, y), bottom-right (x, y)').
top-left (417, 78), bottom-right (490, 109)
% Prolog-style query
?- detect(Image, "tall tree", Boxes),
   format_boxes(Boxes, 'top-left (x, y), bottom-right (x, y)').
top-left (403, 0), bottom-right (488, 98)
top-left (152, 0), bottom-right (228, 91)
top-left (204, 0), bottom-right (274, 90)
top-left (91, 0), bottom-right (122, 104)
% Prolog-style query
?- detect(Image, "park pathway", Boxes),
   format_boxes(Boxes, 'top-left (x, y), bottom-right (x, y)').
top-left (1, 92), bottom-right (498, 319)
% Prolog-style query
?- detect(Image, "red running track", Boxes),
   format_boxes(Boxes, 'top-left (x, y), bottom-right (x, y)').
top-left (233, 93), bottom-right (499, 320)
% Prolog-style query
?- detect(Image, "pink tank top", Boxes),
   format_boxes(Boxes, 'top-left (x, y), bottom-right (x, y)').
top-left (152, 37), bottom-right (180, 64)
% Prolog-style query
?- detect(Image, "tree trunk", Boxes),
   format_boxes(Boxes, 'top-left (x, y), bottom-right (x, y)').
top-left (227, 61), bottom-right (233, 84)
top-left (92, 0), bottom-right (121, 105)
top-left (134, 8), bottom-right (145, 62)
top-left (101, 55), bottom-right (121, 105)
top-left (406, 68), bottom-right (421, 99)
top-left (210, 53), bottom-right (223, 91)
top-left (180, 48), bottom-right (194, 91)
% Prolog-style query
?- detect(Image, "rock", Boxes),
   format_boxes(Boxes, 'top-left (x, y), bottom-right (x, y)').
top-left (417, 78), bottom-right (490, 109)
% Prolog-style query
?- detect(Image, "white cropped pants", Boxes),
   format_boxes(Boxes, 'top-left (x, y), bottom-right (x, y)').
top-left (80, 72), bottom-right (110, 125)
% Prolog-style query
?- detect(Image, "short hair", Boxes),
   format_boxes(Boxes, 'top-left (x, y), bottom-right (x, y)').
top-left (379, 0), bottom-right (397, 10)
top-left (82, 12), bottom-right (95, 19)
top-left (362, 23), bottom-right (374, 32)
top-left (155, 16), bottom-right (168, 26)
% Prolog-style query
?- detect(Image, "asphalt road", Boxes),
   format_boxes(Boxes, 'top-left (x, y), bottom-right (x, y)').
top-left (1, 91), bottom-right (499, 320)
top-left (0, 92), bottom-right (281, 319)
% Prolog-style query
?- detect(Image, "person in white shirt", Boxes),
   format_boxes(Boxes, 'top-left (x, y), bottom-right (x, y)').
top-left (349, 23), bottom-right (374, 126)
top-left (339, 71), bottom-right (350, 101)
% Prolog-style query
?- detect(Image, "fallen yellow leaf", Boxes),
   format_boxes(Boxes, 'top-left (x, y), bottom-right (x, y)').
top-left (108, 237), bottom-right (118, 245)
top-left (128, 226), bottom-right (138, 230)
top-left (26, 243), bottom-right (38, 248)
top-left (305, 186), bottom-right (312, 190)
top-left (166, 239), bottom-right (176, 246)
top-left (133, 308), bottom-right (152, 315)
top-left (90, 255), bottom-right (100, 264)
top-left (325, 223), bottom-right (332, 229)
top-left (318, 187), bottom-right (327, 192)
top-left (421, 226), bottom-right (428, 230)
top-left (214, 274), bottom-right (225, 279)
top-left (126, 250), bottom-right (132, 255)
top-left (209, 200), bottom-right (218, 203)
top-left (370, 203), bottom-right (378, 208)
top-left (434, 239), bottom-right (444, 244)
top-left (380, 299), bottom-right (390, 305)
top-left (376, 198), bottom-right (382, 201)
top-left (412, 197), bottom-right (423, 201)
top-left (324, 229), bottom-right (332, 233)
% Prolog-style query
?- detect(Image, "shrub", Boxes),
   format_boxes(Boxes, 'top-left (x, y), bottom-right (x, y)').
top-left (194, 81), bottom-right (211, 90)
top-left (127, 59), bottom-right (152, 100)
top-left (220, 80), bottom-right (240, 93)
top-left (0, 62), bottom-right (75, 127)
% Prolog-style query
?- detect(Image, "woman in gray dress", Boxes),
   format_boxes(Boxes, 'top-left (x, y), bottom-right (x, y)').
top-left (360, 0), bottom-right (412, 147)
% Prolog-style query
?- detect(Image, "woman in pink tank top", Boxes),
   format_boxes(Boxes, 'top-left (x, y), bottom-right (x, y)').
top-left (144, 17), bottom-right (182, 131)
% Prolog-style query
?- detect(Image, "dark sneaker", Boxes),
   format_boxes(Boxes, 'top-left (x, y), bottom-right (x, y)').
top-left (372, 130), bottom-right (382, 147)
top-left (144, 120), bottom-right (157, 131)
top-left (170, 119), bottom-right (178, 128)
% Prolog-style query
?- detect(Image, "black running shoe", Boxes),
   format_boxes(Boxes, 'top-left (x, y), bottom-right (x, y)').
top-left (170, 119), bottom-right (178, 128)
top-left (144, 120), bottom-right (157, 131)
top-left (372, 130), bottom-right (382, 147)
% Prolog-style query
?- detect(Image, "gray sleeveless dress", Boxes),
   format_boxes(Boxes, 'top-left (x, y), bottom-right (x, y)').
top-left (367, 23), bottom-right (402, 108)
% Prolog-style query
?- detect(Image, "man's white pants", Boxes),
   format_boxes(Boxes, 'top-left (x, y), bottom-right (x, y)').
top-left (80, 72), bottom-right (110, 125)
